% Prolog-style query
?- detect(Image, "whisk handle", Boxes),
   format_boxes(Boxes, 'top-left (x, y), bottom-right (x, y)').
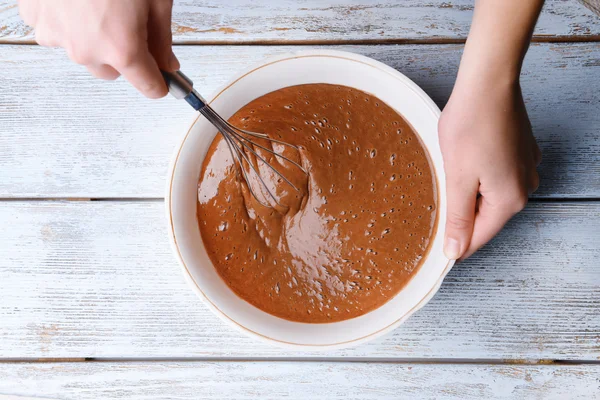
top-left (162, 70), bottom-right (207, 111)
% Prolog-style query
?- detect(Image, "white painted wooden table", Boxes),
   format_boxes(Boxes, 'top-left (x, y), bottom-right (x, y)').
top-left (1, 1), bottom-right (599, 399)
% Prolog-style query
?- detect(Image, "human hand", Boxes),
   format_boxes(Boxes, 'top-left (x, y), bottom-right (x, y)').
top-left (19, 0), bottom-right (179, 98)
top-left (439, 78), bottom-right (541, 260)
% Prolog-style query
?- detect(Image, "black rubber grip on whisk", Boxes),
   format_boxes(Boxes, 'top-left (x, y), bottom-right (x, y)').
top-left (162, 70), bottom-right (207, 111)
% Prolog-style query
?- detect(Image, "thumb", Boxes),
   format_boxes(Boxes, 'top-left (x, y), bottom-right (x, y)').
top-left (444, 176), bottom-right (478, 260)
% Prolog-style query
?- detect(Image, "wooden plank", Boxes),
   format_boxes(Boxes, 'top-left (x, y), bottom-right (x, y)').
top-left (0, 201), bottom-right (598, 359)
top-left (581, 0), bottom-right (600, 15)
top-left (0, 43), bottom-right (599, 199)
top-left (1, 0), bottom-right (600, 44)
top-left (0, 362), bottom-right (599, 399)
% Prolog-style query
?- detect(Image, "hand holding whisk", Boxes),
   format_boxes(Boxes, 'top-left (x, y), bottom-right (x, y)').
top-left (162, 71), bottom-right (307, 208)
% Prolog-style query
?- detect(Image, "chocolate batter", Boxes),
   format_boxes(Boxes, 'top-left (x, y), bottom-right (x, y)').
top-left (198, 84), bottom-right (437, 323)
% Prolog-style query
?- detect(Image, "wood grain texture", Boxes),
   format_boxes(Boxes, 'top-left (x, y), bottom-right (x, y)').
top-left (0, 201), bottom-right (598, 359)
top-left (0, 362), bottom-right (599, 400)
top-left (581, 0), bottom-right (600, 15)
top-left (0, 43), bottom-right (599, 199)
top-left (1, 0), bottom-right (600, 44)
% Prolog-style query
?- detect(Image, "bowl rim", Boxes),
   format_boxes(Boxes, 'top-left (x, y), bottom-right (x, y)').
top-left (166, 49), bottom-right (455, 350)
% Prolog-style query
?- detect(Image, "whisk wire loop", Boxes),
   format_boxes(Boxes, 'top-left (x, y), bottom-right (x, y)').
top-left (201, 106), bottom-right (302, 192)
top-left (164, 70), bottom-right (308, 207)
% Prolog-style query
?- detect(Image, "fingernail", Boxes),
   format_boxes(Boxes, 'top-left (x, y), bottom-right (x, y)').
top-left (169, 52), bottom-right (180, 71)
top-left (444, 237), bottom-right (461, 260)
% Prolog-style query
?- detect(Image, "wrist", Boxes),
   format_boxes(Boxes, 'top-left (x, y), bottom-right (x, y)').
top-left (455, 0), bottom-right (543, 93)
top-left (450, 66), bottom-right (521, 109)
top-left (453, 47), bottom-right (521, 96)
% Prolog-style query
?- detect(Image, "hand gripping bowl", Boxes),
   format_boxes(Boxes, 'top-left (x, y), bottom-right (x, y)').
top-left (166, 50), bottom-right (455, 350)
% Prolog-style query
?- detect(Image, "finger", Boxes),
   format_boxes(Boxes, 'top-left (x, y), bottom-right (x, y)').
top-left (86, 64), bottom-right (121, 80)
top-left (529, 170), bottom-right (540, 194)
top-left (18, 0), bottom-right (40, 27)
top-left (34, 18), bottom-right (61, 47)
top-left (533, 142), bottom-right (542, 166)
top-left (34, 28), bottom-right (60, 47)
top-left (30, 1), bottom-right (61, 47)
top-left (444, 175), bottom-right (479, 260)
top-left (461, 194), bottom-right (524, 259)
top-left (116, 49), bottom-right (168, 99)
top-left (148, 0), bottom-right (179, 71)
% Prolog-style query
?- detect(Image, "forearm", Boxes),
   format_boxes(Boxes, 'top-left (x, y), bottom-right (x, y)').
top-left (456, 0), bottom-right (544, 88)
top-left (439, 0), bottom-right (544, 260)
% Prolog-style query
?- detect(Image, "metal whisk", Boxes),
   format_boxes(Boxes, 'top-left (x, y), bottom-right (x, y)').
top-left (162, 71), bottom-right (307, 207)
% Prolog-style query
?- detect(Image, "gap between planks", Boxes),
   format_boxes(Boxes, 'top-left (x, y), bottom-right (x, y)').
top-left (1, 357), bottom-right (600, 365)
top-left (1, 35), bottom-right (600, 46)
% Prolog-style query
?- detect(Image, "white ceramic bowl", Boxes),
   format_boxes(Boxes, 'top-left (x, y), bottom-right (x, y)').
top-left (166, 50), bottom-right (454, 350)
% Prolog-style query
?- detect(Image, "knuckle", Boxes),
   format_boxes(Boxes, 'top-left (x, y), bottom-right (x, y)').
top-left (113, 50), bottom-right (137, 69)
top-left (531, 172), bottom-right (540, 193)
top-left (446, 212), bottom-right (473, 231)
top-left (34, 24), bottom-right (55, 47)
top-left (87, 66), bottom-right (118, 81)
top-left (110, 39), bottom-right (140, 69)
top-left (67, 45), bottom-right (92, 65)
top-left (506, 189), bottom-right (529, 212)
top-left (34, 31), bottom-right (52, 47)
